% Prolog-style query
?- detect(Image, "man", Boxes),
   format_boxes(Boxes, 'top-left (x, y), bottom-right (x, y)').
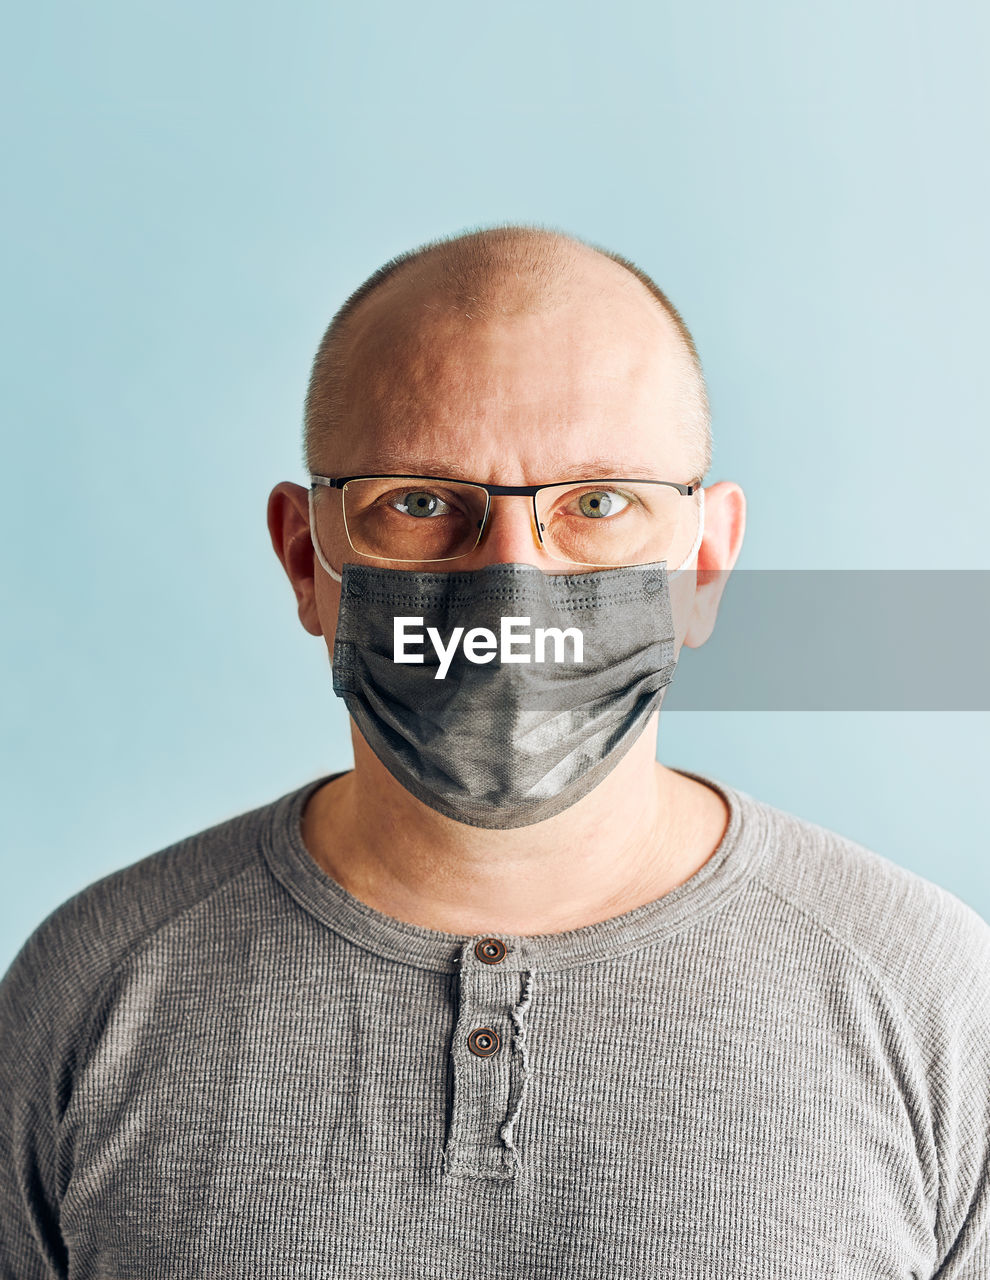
top-left (1, 226), bottom-right (988, 1279)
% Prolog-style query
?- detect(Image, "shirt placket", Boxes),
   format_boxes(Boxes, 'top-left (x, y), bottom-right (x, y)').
top-left (442, 936), bottom-right (535, 1182)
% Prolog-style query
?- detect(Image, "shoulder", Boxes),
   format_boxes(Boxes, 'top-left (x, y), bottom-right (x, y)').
top-left (0, 786), bottom-right (290, 1060)
top-left (720, 784), bottom-right (990, 1270)
top-left (732, 783), bottom-right (990, 1025)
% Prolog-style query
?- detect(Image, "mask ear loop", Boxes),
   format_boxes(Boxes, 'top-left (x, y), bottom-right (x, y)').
top-left (667, 488), bottom-right (705, 579)
top-left (308, 487), bottom-right (343, 583)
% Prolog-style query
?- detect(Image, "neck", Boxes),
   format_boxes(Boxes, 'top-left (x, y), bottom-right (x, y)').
top-left (301, 719), bottom-right (726, 936)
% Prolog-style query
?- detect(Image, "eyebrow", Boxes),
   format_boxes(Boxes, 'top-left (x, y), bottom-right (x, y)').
top-left (330, 457), bottom-right (688, 483)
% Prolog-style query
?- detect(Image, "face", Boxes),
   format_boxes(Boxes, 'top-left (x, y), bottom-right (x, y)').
top-left (269, 253), bottom-right (745, 661)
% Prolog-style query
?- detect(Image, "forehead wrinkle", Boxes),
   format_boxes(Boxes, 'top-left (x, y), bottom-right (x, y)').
top-left (343, 312), bottom-right (679, 435)
top-left (325, 260), bottom-right (703, 483)
top-left (341, 311), bottom-right (503, 428)
top-left (331, 357), bottom-right (692, 486)
top-left (330, 450), bottom-right (695, 486)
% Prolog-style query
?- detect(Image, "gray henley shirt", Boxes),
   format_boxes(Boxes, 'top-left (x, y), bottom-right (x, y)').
top-left (2, 767), bottom-right (989, 1279)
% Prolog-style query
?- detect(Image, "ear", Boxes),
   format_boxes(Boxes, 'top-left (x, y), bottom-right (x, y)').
top-left (681, 481), bottom-right (746, 648)
top-left (267, 481), bottom-right (324, 637)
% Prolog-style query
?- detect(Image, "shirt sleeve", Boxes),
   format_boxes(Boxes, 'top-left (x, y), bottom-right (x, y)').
top-left (930, 1138), bottom-right (990, 1277)
top-left (0, 924), bottom-right (71, 1279)
top-left (934, 1235), bottom-right (990, 1280)
top-left (926, 901), bottom-right (990, 1278)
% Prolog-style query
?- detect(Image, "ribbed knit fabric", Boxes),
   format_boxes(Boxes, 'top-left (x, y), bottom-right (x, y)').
top-left (2, 768), bottom-right (989, 1279)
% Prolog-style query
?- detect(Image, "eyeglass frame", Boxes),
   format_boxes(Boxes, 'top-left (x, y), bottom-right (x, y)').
top-left (309, 471), bottom-right (702, 563)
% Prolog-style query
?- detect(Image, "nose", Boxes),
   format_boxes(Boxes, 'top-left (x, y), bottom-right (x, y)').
top-left (466, 494), bottom-right (546, 567)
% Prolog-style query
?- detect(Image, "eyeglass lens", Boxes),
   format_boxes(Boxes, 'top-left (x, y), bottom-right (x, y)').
top-left (321, 476), bottom-right (692, 568)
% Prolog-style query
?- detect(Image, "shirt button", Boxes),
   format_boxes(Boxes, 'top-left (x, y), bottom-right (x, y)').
top-left (474, 937), bottom-right (507, 964)
top-left (467, 1027), bottom-right (501, 1058)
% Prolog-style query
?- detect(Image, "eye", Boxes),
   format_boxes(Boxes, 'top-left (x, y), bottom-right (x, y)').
top-left (576, 489), bottom-right (631, 519)
top-left (390, 490), bottom-right (453, 519)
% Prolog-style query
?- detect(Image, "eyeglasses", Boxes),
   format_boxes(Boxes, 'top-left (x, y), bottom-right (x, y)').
top-left (309, 472), bottom-right (702, 569)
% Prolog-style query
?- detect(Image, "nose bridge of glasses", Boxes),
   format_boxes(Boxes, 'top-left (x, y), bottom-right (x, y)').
top-left (480, 490), bottom-right (545, 550)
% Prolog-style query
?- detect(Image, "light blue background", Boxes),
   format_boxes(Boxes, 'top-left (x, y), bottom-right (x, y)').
top-left (2, 0), bottom-right (988, 972)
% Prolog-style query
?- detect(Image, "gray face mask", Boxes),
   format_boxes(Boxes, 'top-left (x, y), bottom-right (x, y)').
top-left (323, 521), bottom-right (700, 827)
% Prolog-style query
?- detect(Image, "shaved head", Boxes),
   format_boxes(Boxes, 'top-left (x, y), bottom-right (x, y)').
top-left (303, 225), bottom-right (712, 483)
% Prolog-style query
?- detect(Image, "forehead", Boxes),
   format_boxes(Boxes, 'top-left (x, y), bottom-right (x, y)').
top-left (332, 265), bottom-right (695, 481)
